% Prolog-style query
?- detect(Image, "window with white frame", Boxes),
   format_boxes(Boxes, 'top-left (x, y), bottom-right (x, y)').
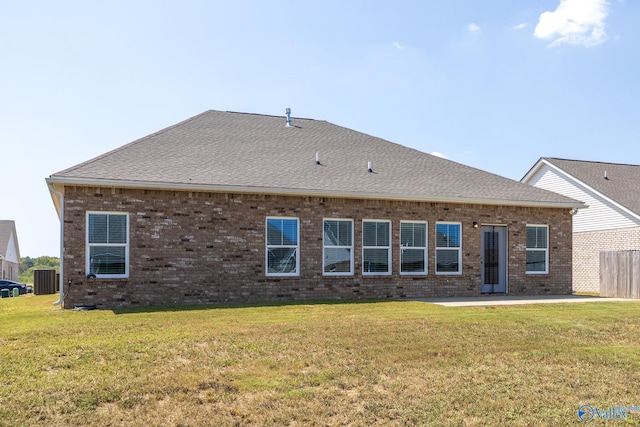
top-left (526, 225), bottom-right (548, 274)
top-left (435, 222), bottom-right (461, 274)
top-left (86, 212), bottom-right (129, 278)
top-left (362, 220), bottom-right (391, 275)
top-left (400, 221), bottom-right (427, 274)
top-left (266, 217), bottom-right (299, 276)
top-left (323, 219), bottom-right (354, 275)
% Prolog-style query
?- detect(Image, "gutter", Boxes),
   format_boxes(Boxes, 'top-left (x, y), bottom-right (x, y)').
top-left (48, 184), bottom-right (65, 307)
top-left (46, 176), bottom-right (586, 210)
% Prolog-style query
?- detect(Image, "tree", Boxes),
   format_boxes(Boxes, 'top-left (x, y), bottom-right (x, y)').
top-left (20, 256), bottom-right (35, 272)
top-left (18, 256), bottom-right (60, 284)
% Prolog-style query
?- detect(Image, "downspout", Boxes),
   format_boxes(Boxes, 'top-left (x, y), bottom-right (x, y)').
top-left (49, 186), bottom-right (65, 307)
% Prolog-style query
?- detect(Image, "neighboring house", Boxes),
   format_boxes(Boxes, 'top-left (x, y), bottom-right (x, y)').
top-left (522, 157), bottom-right (640, 293)
top-left (0, 220), bottom-right (21, 282)
top-left (46, 110), bottom-right (582, 308)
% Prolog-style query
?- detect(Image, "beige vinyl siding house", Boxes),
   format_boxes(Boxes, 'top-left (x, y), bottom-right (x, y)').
top-left (47, 110), bottom-right (582, 309)
top-left (522, 158), bottom-right (640, 293)
top-left (0, 220), bottom-right (21, 282)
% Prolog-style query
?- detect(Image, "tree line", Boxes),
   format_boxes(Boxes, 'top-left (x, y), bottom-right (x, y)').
top-left (18, 256), bottom-right (60, 284)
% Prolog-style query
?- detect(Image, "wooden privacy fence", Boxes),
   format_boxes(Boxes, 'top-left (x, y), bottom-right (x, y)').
top-left (34, 269), bottom-right (59, 295)
top-left (600, 250), bottom-right (640, 299)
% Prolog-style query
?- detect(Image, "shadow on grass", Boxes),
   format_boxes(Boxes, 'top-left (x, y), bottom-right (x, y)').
top-left (109, 298), bottom-right (396, 315)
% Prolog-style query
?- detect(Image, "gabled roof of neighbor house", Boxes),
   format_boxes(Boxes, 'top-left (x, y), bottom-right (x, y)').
top-left (523, 157), bottom-right (640, 216)
top-left (48, 110), bottom-right (582, 210)
top-left (0, 220), bottom-right (20, 260)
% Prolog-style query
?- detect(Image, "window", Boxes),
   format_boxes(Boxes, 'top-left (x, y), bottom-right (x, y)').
top-left (400, 221), bottom-right (427, 274)
top-left (363, 220), bottom-right (391, 275)
top-left (435, 222), bottom-right (461, 274)
top-left (266, 217), bottom-right (299, 276)
top-left (86, 212), bottom-right (129, 278)
top-left (526, 225), bottom-right (548, 274)
top-left (323, 219), bottom-right (354, 275)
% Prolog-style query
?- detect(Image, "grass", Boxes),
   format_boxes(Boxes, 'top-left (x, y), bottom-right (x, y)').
top-left (1, 295), bottom-right (640, 426)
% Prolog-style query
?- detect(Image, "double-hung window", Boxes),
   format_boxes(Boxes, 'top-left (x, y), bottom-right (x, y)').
top-left (435, 222), bottom-right (461, 274)
top-left (323, 219), bottom-right (354, 275)
top-left (400, 221), bottom-right (427, 274)
top-left (266, 217), bottom-right (299, 276)
top-left (86, 212), bottom-right (129, 278)
top-left (362, 220), bottom-right (391, 275)
top-left (526, 225), bottom-right (548, 274)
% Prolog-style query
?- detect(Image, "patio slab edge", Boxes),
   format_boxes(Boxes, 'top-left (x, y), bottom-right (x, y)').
top-left (420, 295), bottom-right (634, 307)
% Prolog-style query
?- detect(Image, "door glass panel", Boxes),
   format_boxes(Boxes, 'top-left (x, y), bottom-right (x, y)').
top-left (481, 226), bottom-right (507, 294)
top-left (483, 231), bottom-right (499, 285)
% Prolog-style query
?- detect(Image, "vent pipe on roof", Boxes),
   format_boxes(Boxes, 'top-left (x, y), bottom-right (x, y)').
top-left (605, 170), bottom-right (608, 180)
top-left (368, 161), bottom-right (373, 173)
top-left (316, 152), bottom-right (320, 165)
top-left (285, 108), bottom-right (292, 127)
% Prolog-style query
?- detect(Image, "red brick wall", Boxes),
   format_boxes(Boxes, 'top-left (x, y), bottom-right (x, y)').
top-left (61, 186), bottom-right (573, 308)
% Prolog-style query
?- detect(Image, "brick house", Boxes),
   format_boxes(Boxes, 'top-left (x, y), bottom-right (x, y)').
top-left (47, 110), bottom-right (582, 308)
top-left (0, 220), bottom-right (21, 281)
top-left (522, 157), bottom-right (640, 293)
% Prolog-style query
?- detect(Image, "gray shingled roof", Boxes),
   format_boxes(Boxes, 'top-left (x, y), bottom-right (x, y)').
top-left (543, 157), bottom-right (640, 215)
top-left (49, 110), bottom-right (581, 208)
top-left (0, 220), bottom-right (19, 259)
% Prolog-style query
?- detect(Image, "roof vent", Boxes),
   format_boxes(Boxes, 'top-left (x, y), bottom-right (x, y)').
top-left (368, 161), bottom-right (373, 173)
top-left (285, 108), bottom-right (292, 127)
top-left (604, 170), bottom-right (609, 180)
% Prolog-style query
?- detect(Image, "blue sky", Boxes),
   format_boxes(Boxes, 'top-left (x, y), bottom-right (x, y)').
top-left (2, 0), bottom-right (638, 257)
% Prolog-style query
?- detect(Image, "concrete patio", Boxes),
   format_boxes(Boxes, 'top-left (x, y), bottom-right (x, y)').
top-left (422, 294), bottom-right (633, 307)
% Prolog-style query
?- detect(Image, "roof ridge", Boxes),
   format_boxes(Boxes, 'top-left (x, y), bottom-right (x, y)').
top-left (546, 157), bottom-right (640, 168)
top-left (224, 110), bottom-right (318, 121)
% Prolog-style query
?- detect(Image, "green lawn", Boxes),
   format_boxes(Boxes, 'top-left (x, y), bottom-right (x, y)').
top-left (1, 295), bottom-right (640, 426)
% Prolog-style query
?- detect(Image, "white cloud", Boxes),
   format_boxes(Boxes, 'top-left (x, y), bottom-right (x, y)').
top-left (392, 41), bottom-right (405, 50)
top-left (512, 23), bottom-right (528, 30)
top-left (534, 0), bottom-right (609, 47)
top-left (430, 151), bottom-right (446, 159)
top-left (468, 23), bottom-right (481, 34)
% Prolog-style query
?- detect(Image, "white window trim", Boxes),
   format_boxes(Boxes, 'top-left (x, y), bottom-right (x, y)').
top-left (362, 219), bottom-right (392, 276)
top-left (86, 211), bottom-right (130, 279)
top-left (400, 221), bottom-right (428, 275)
top-left (435, 221), bottom-right (462, 275)
top-left (265, 217), bottom-right (300, 277)
top-left (323, 218), bottom-right (354, 276)
top-left (526, 224), bottom-right (549, 275)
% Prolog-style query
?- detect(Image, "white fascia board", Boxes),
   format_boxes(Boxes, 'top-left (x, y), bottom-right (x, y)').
top-left (46, 176), bottom-right (584, 209)
top-left (523, 159), bottom-right (639, 221)
top-left (45, 179), bottom-right (64, 219)
top-left (520, 158), bottom-right (546, 184)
